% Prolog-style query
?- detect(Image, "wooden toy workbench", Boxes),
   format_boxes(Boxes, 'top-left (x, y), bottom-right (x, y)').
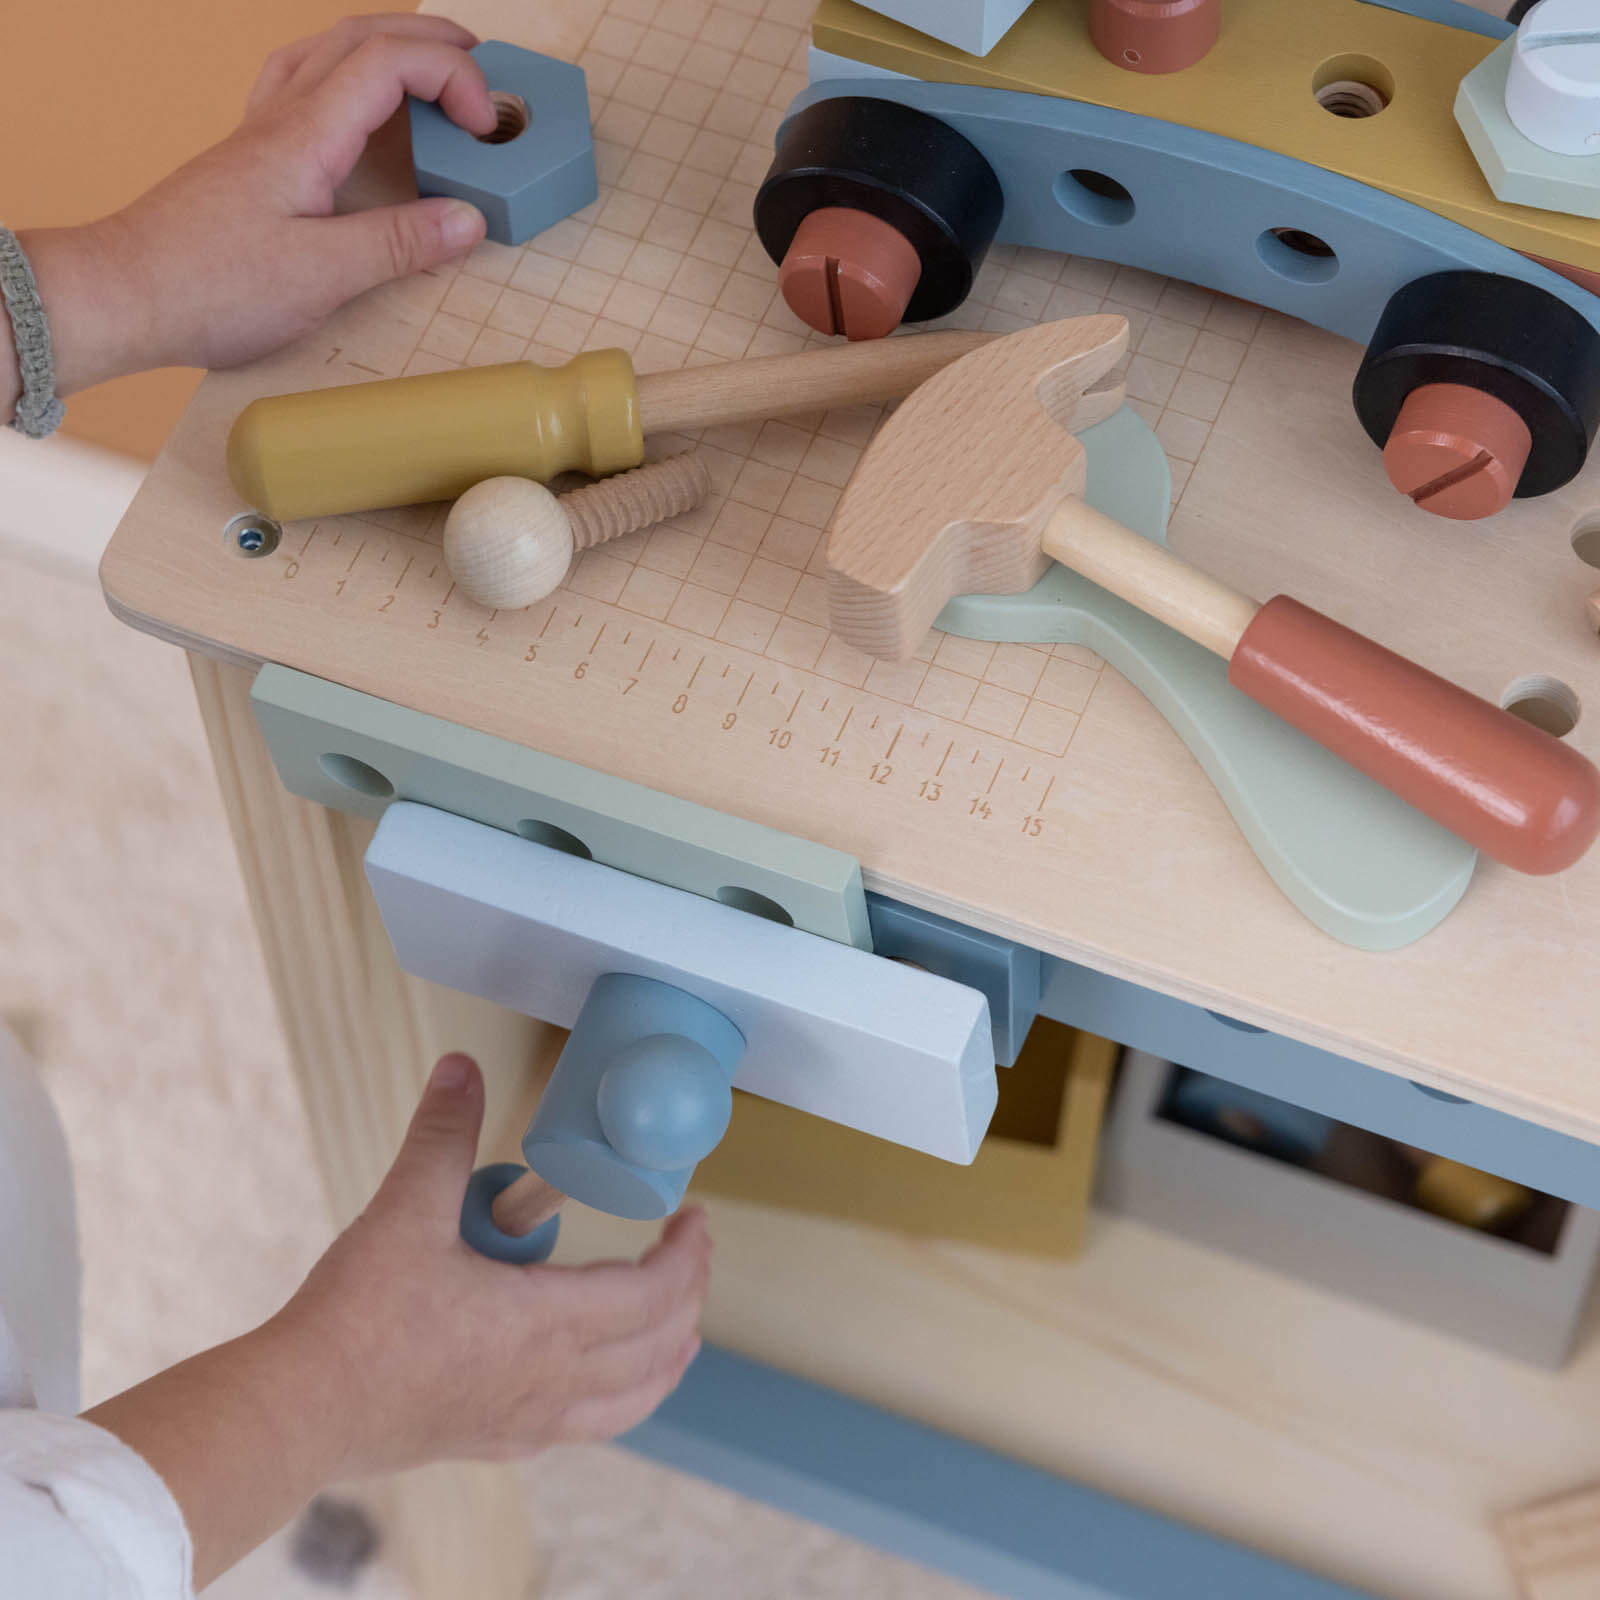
top-left (102, 0), bottom-right (1600, 1596)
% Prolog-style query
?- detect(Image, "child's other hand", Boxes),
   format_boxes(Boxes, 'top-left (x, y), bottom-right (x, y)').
top-left (101, 14), bottom-right (496, 375)
top-left (276, 1053), bottom-right (711, 1478)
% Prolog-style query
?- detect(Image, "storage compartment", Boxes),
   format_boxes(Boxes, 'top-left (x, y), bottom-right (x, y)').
top-left (1098, 1051), bottom-right (1600, 1366)
top-left (690, 1020), bottom-right (1116, 1257)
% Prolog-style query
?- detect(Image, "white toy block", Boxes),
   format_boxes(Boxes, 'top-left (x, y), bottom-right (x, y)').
top-left (1456, 34), bottom-right (1600, 219)
top-left (365, 803), bottom-right (997, 1163)
top-left (1506, 0), bottom-right (1600, 157)
top-left (852, 0), bottom-right (1034, 58)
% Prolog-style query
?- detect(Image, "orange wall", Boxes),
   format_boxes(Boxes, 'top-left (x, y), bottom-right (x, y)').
top-left (1, 1), bottom-right (413, 459)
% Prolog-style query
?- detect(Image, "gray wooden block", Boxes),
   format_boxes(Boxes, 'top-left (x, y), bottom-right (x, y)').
top-left (250, 665), bottom-right (871, 949)
top-left (1097, 1052), bottom-right (1600, 1367)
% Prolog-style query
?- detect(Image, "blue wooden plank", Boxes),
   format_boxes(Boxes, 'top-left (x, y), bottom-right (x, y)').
top-left (784, 79), bottom-right (1600, 346)
top-left (623, 1345), bottom-right (1373, 1598)
top-left (1039, 955), bottom-right (1600, 1210)
top-left (1355, 0), bottom-right (1512, 40)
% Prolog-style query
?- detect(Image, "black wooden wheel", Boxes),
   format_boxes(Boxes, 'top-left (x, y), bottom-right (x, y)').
top-left (754, 96), bottom-right (1004, 327)
top-left (1354, 270), bottom-right (1600, 498)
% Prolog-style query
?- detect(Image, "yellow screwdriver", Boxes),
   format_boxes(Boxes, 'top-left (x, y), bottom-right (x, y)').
top-left (227, 331), bottom-right (991, 523)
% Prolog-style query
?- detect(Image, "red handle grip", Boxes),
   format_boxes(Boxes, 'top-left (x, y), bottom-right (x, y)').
top-left (1229, 597), bottom-right (1600, 875)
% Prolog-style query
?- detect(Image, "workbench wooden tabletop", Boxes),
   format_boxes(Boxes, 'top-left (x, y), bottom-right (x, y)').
top-left (103, 0), bottom-right (1600, 1141)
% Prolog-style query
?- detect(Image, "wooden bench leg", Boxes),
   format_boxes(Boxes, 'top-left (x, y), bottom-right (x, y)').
top-left (188, 656), bottom-right (543, 1600)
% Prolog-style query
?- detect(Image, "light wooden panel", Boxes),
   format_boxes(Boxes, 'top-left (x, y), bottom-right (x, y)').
top-left (562, 1190), bottom-right (1600, 1600)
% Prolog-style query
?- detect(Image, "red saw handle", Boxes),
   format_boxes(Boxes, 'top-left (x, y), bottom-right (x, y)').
top-left (1230, 597), bottom-right (1600, 874)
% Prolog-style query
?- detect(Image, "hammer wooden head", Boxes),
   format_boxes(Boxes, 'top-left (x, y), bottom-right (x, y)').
top-left (827, 316), bottom-right (1128, 660)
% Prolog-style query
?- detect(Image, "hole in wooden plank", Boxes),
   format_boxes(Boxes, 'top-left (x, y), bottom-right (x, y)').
top-left (1256, 227), bottom-right (1340, 283)
top-left (515, 819), bottom-right (593, 858)
top-left (1499, 674), bottom-right (1581, 738)
top-left (1571, 515), bottom-right (1600, 568)
top-left (318, 753), bottom-right (394, 797)
top-left (715, 886), bottom-right (794, 925)
top-left (1312, 54), bottom-right (1393, 117)
top-left (1054, 169), bottom-right (1135, 227)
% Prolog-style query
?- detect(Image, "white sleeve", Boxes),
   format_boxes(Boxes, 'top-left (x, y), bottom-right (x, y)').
top-left (0, 1408), bottom-right (193, 1599)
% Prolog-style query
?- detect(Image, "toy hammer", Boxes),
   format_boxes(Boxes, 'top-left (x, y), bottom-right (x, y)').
top-left (227, 331), bottom-right (992, 522)
top-left (825, 316), bottom-right (1600, 876)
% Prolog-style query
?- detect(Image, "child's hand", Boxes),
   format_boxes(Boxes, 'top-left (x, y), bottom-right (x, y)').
top-left (13, 14), bottom-right (496, 407)
top-left (115, 13), bottom-right (494, 373)
top-left (87, 1052), bottom-right (709, 1587)
top-left (277, 1052), bottom-right (711, 1477)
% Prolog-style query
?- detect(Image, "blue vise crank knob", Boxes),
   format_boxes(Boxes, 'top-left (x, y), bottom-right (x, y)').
top-left (522, 973), bottom-right (744, 1220)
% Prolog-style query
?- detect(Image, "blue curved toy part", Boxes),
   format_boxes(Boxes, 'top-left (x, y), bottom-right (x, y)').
top-left (934, 405), bottom-right (1475, 951)
top-left (1355, 0), bottom-right (1511, 39)
top-left (523, 973), bottom-right (745, 1221)
top-left (788, 77), bottom-right (1600, 347)
top-left (459, 1162), bottom-right (561, 1265)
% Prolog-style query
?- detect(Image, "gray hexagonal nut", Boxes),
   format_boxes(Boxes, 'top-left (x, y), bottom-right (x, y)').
top-left (409, 40), bottom-right (596, 247)
top-left (1455, 35), bottom-right (1600, 221)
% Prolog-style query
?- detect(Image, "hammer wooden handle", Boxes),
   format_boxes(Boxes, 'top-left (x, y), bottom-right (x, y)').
top-left (489, 1169), bottom-right (565, 1237)
top-left (1044, 499), bottom-right (1600, 874)
top-left (228, 331), bottom-right (991, 522)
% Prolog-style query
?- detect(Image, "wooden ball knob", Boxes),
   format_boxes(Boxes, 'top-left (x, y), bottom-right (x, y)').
top-left (444, 476), bottom-right (574, 610)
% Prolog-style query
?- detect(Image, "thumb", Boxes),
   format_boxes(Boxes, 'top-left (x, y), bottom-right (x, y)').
top-left (371, 1052), bottom-right (486, 1228)
top-left (314, 197), bottom-right (485, 303)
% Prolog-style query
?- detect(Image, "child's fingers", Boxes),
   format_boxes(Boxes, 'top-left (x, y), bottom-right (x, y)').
top-left (553, 1210), bottom-right (712, 1343)
top-left (299, 197), bottom-right (486, 308)
top-left (366, 1052), bottom-right (488, 1231)
top-left (573, 1293), bottom-right (705, 1397)
top-left (554, 1335), bottom-right (702, 1445)
top-left (283, 14), bottom-right (484, 107)
top-left (249, 15), bottom-right (478, 114)
top-left (304, 34), bottom-right (496, 167)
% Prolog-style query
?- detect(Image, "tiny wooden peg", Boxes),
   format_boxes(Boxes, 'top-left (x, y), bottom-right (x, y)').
top-left (489, 1169), bottom-right (565, 1237)
top-left (444, 454), bottom-right (710, 610)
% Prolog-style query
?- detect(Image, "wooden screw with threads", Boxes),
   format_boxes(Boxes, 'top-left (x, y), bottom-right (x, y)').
top-left (444, 453), bottom-right (710, 610)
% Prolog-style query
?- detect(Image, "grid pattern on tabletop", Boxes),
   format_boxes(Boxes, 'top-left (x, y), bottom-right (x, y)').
top-left (325, 0), bottom-right (1266, 760)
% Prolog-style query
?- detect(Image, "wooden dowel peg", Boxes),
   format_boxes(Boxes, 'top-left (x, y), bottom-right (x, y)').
top-left (489, 1169), bottom-right (565, 1237)
top-left (444, 453), bottom-right (710, 611)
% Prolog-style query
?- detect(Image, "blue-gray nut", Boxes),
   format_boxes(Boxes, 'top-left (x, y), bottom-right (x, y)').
top-left (409, 41), bottom-right (596, 247)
